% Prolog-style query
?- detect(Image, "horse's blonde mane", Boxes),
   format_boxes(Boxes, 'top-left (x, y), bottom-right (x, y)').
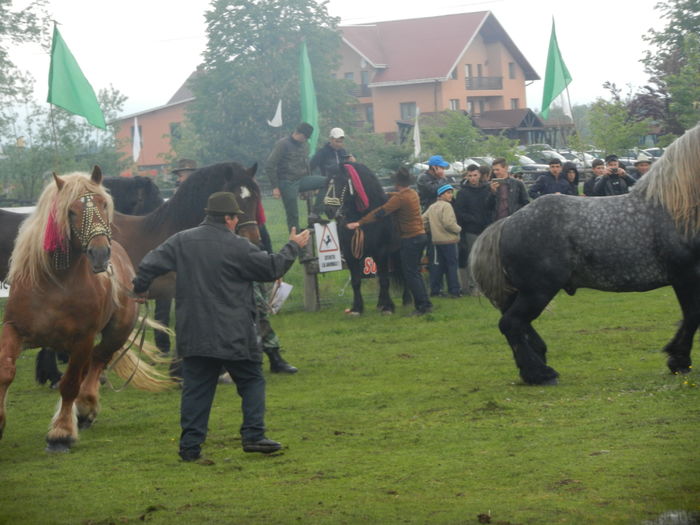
top-left (633, 123), bottom-right (700, 236)
top-left (8, 172), bottom-right (114, 287)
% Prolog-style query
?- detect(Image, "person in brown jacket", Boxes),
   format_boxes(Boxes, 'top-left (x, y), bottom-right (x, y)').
top-left (422, 184), bottom-right (462, 297)
top-left (346, 168), bottom-right (432, 316)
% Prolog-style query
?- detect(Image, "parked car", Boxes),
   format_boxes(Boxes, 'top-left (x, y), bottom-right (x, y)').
top-left (525, 149), bottom-right (567, 165)
top-left (513, 154), bottom-right (549, 187)
top-left (642, 147), bottom-right (664, 160)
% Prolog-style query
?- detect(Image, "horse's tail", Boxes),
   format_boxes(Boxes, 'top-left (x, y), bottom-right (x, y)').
top-left (469, 219), bottom-right (516, 310)
top-left (108, 318), bottom-right (176, 392)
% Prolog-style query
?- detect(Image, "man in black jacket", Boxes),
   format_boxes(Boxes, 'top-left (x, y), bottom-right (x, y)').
top-left (593, 154), bottom-right (636, 196)
top-left (309, 127), bottom-right (348, 221)
top-left (132, 192), bottom-right (310, 462)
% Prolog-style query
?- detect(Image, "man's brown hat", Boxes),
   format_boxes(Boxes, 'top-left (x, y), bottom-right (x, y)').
top-left (205, 192), bottom-right (243, 216)
top-left (172, 158), bottom-right (198, 173)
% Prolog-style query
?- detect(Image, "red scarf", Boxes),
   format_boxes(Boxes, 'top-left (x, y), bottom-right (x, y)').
top-left (344, 163), bottom-right (369, 211)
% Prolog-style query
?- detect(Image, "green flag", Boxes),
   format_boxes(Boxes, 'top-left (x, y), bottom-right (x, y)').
top-left (47, 25), bottom-right (106, 129)
top-left (299, 41), bottom-right (319, 155)
top-left (540, 20), bottom-right (572, 120)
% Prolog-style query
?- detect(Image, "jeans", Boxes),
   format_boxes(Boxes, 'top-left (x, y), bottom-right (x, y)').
top-left (400, 234), bottom-right (432, 312)
top-left (179, 356), bottom-right (266, 456)
top-left (278, 179), bottom-right (300, 232)
top-left (429, 243), bottom-right (460, 296)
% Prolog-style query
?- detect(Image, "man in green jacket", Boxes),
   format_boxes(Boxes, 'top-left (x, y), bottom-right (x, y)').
top-left (132, 192), bottom-right (310, 462)
top-left (264, 122), bottom-right (314, 231)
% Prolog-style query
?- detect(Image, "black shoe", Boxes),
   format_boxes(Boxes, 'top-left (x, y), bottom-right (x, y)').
top-left (266, 348), bottom-right (298, 374)
top-left (242, 437), bottom-right (282, 454)
top-left (448, 292), bottom-right (463, 298)
top-left (179, 449), bottom-right (203, 462)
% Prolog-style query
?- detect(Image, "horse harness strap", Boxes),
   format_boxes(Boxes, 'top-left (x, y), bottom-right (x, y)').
top-left (72, 192), bottom-right (112, 252)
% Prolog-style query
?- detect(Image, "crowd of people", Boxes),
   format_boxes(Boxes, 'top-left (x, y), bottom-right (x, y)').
top-left (136, 120), bottom-right (654, 463)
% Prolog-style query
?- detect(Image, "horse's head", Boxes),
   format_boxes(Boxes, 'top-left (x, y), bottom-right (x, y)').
top-left (227, 163), bottom-right (261, 246)
top-left (132, 176), bottom-right (164, 215)
top-left (55, 166), bottom-right (113, 273)
top-left (325, 162), bottom-right (381, 222)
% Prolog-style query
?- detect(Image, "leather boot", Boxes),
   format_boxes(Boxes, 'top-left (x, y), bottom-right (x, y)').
top-left (264, 348), bottom-right (298, 374)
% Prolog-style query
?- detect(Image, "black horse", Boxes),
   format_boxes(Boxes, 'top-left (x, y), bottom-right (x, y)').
top-left (35, 175), bottom-right (165, 387)
top-left (470, 123), bottom-right (700, 385)
top-left (325, 162), bottom-right (405, 315)
top-left (102, 175), bottom-right (164, 215)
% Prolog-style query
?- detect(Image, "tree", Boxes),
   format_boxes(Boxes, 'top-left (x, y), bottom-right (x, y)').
top-left (641, 0), bottom-right (700, 134)
top-left (184, 0), bottom-right (355, 167)
top-left (420, 111), bottom-right (483, 162)
top-left (0, 85), bottom-right (128, 202)
top-left (588, 97), bottom-right (650, 156)
top-left (665, 34), bottom-right (700, 130)
top-left (0, 0), bottom-right (49, 137)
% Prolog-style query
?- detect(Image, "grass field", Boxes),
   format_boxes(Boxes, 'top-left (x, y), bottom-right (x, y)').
top-left (0, 198), bottom-right (698, 524)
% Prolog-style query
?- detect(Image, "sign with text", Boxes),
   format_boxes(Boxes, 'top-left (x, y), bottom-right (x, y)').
top-left (314, 221), bottom-right (342, 273)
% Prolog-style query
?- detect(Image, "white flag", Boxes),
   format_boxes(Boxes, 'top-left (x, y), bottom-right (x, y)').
top-left (558, 90), bottom-right (573, 119)
top-left (413, 107), bottom-right (421, 159)
top-left (132, 117), bottom-right (141, 162)
top-left (267, 99), bottom-right (283, 127)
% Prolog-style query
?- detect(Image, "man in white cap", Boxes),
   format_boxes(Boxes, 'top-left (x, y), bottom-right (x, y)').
top-left (309, 127), bottom-right (349, 221)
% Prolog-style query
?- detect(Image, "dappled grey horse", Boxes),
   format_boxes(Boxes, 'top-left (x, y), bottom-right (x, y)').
top-left (470, 123), bottom-right (700, 385)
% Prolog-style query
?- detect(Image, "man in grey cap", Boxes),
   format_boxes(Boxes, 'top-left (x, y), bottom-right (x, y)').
top-left (132, 191), bottom-right (310, 462)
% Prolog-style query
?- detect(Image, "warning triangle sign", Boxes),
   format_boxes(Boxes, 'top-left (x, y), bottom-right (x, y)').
top-left (318, 224), bottom-right (339, 252)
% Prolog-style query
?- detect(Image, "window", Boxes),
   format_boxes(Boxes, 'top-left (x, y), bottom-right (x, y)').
top-left (450, 68), bottom-right (457, 80)
top-left (479, 100), bottom-right (485, 113)
top-left (465, 64), bottom-right (472, 78)
top-left (449, 99), bottom-right (460, 110)
top-left (466, 100), bottom-right (474, 115)
top-left (365, 105), bottom-right (374, 124)
top-left (510, 98), bottom-right (519, 109)
top-left (508, 62), bottom-right (516, 79)
top-left (344, 72), bottom-right (354, 81)
top-left (361, 70), bottom-right (370, 85)
top-left (400, 102), bottom-right (416, 120)
top-left (477, 64), bottom-right (483, 77)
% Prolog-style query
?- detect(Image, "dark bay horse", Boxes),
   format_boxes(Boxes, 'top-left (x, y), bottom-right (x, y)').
top-left (325, 162), bottom-right (403, 315)
top-left (110, 162), bottom-right (261, 301)
top-left (0, 168), bottom-right (170, 451)
top-left (470, 124), bottom-right (700, 385)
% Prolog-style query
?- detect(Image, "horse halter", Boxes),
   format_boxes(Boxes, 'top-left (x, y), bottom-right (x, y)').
top-left (70, 192), bottom-right (112, 252)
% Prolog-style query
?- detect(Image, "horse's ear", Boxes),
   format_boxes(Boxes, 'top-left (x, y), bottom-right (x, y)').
top-left (247, 163), bottom-right (258, 178)
top-left (91, 165), bottom-right (103, 185)
top-left (52, 172), bottom-right (64, 191)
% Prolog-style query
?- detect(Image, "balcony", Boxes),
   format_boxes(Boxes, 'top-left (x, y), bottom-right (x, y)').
top-left (465, 76), bottom-right (503, 90)
top-left (348, 84), bottom-right (372, 97)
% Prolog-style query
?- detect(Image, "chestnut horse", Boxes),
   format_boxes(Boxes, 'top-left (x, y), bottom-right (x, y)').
top-left (0, 168), bottom-right (170, 452)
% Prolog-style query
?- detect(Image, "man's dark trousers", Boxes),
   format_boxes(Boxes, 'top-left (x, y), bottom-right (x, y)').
top-left (278, 179), bottom-right (300, 231)
top-left (179, 356), bottom-right (266, 456)
top-left (400, 233), bottom-right (432, 313)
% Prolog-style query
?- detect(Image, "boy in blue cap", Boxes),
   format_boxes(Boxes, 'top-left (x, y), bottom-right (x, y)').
top-left (422, 183), bottom-right (462, 297)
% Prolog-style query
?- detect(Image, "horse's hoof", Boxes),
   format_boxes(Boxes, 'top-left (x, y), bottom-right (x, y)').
top-left (45, 438), bottom-right (73, 453)
top-left (540, 377), bottom-right (559, 386)
top-left (344, 309), bottom-right (361, 316)
top-left (77, 416), bottom-right (94, 430)
top-left (671, 367), bottom-right (692, 375)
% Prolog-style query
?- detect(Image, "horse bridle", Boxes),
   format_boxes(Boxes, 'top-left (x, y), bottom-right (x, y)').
top-left (70, 192), bottom-right (112, 252)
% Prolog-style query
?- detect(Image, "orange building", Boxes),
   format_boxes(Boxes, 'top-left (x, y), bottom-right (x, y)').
top-left (113, 76), bottom-right (194, 176)
top-left (338, 11), bottom-right (539, 137)
top-left (114, 11), bottom-right (539, 172)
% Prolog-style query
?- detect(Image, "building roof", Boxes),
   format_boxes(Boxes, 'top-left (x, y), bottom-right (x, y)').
top-left (168, 70), bottom-right (199, 104)
top-left (340, 11), bottom-right (539, 87)
top-left (472, 109), bottom-right (544, 130)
